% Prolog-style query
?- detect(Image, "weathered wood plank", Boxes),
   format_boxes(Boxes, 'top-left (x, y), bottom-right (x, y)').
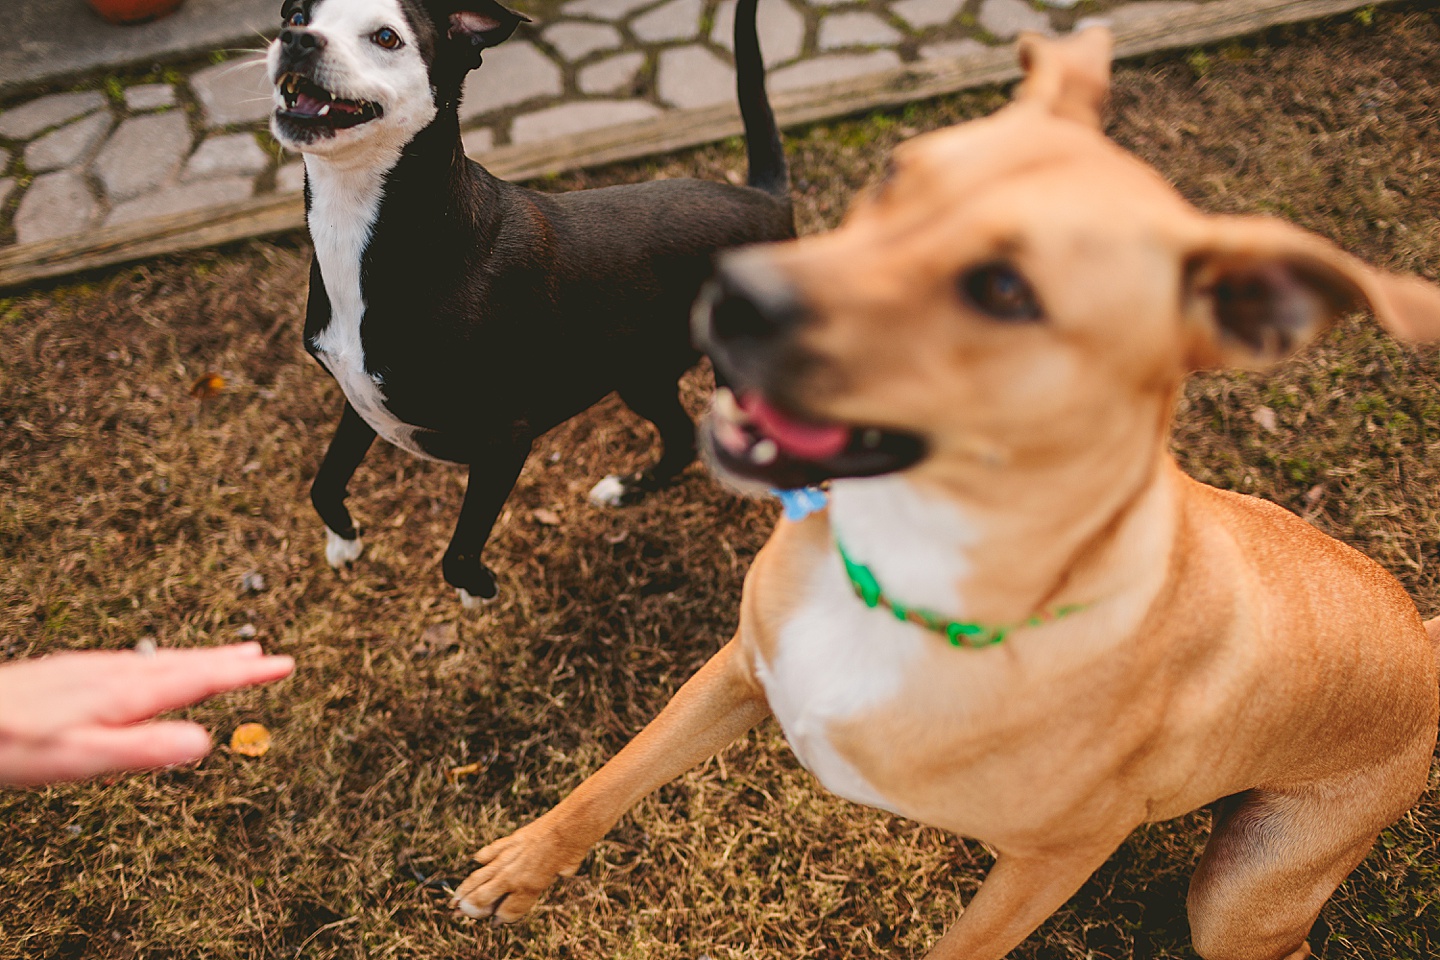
top-left (0, 193), bottom-right (304, 287)
top-left (0, 0), bottom-right (1393, 290)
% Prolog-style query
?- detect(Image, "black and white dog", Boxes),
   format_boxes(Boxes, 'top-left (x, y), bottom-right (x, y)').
top-left (267, 0), bottom-right (793, 605)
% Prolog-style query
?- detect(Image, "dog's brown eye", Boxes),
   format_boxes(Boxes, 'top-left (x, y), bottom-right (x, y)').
top-left (960, 262), bottom-right (1042, 322)
top-left (286, 10), bottom-right (307, 26)
top-left (372, 26), bottom-right (402, 49)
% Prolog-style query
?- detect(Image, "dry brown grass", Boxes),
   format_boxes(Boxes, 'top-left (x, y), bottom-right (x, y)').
top-left (2, 8), bottom-right (1440, 958)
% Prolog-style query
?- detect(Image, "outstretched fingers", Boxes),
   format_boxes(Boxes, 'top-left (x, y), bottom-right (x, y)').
top-left (0, 645), bottom-right (293, 739)
top-left (87, 645), bottom-right (296, 728)
top-left (0, 720), bottom-right (214, 787)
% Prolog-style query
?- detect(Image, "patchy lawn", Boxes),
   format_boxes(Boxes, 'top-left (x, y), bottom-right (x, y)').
top-left (1, 7), bottom-right (1438, 959)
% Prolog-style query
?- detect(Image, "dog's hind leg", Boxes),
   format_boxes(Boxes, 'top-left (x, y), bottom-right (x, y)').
top-left (589, 378), bottom-right (697, 507)
top-left (1186, 783), bottom-right (1400, 960)
top-left (444, 436), bottom-right (533, 607)
top-left (920, 838), bottom-right (1127, 960)
top-left (312, 402), bottom-right (377, 568)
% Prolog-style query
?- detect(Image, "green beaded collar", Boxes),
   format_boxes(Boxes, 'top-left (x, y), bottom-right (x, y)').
top-left (835, 538), bottom-right (1086, 648)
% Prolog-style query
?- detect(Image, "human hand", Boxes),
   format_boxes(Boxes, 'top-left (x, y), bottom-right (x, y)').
top-left (0, 642), bottom-right (294, 787)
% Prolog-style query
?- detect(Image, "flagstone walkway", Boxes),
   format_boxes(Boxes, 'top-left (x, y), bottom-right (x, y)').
top-left (0, 0), bottom-right (1326, 258)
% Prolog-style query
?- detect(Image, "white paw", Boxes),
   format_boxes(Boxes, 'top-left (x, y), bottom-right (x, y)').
top-left (456, 898), bottom-right (485, 919)
top-left (458, 589), bottom-right (491, 609)
top-left (587, 474), bottom-right (627, 507)
top-left (325, 529), bottom-right (364, 568)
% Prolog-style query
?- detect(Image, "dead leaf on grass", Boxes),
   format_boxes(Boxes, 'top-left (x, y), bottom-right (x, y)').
top-left (229, 723), bottom-right (273, 758)
top-left (1251, 406), bottom-right (1278, 433)
top-left (189, 373), bottom-right (226, 400)
top-left (446, 761), bottom-right (483, 783)
top-left (532, 508), bottom-right (561, 526)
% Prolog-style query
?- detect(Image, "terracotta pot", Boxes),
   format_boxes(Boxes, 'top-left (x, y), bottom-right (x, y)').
top-left (86, 0), bottom-right (185, 26)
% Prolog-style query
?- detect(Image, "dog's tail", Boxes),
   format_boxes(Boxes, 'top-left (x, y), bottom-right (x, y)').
top-left (735, 0), bottom-right (788, 198)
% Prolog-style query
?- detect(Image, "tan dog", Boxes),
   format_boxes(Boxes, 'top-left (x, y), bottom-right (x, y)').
top-left (455, 28), bottom-right (1440, 959)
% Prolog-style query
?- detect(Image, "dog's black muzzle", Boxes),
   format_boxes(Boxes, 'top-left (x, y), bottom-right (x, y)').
top-left (276, 26), bottom-right (327, 74)
top-left (695, 251), bottom-right (813, 396)
top-left (695, 251), bottom-right (927, 488)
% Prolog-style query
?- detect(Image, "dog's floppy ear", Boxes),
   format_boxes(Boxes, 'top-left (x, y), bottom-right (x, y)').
top-left (1014, 26), bottom-right (1112, 128)
top-left (445, 0), bottom-right (527, 64)
top-left (1181, 216), bottom-right (1440, 368)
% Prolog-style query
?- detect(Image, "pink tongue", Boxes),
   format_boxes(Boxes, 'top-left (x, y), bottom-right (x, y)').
top-left (741, 394), bottom-right (850, 460)
top-left (294, 92), bottom-right (325, 116)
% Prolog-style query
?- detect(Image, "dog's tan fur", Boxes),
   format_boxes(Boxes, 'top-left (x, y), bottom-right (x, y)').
top-left (455, 29), bottom-right (1440, 959)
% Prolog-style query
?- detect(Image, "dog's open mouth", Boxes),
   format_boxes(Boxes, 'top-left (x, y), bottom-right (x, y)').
top-left (275, 73), bottom-right (383, 137)
top-left (705, 386), bottom-right (925, 489)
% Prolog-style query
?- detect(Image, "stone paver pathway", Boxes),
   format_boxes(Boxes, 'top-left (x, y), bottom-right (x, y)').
top-left (0, 0), bottom-right (1207, 250)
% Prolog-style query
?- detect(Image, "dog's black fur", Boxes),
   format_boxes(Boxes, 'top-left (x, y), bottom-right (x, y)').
top-left (283, 0), bottom-right (793, 600)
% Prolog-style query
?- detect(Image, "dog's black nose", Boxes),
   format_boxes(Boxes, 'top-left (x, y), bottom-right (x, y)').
top-left (705, 255), bottom-right (806, 347)
top-left (279, 26), bottom-right (326, 60)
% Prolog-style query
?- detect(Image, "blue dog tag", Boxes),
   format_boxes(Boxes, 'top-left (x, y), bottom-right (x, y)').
top-left (774, 486), bottom-right (828, 521)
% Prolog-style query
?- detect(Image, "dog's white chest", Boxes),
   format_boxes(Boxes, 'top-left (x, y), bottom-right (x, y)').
top-left (305, 159), bottom-right (431, 460)
top-left (317, 338), bottom-right (428, 458)
top-left (756, 551), bottom-right (926, 814)
top-left (755, 478), bottom-right (978, 815)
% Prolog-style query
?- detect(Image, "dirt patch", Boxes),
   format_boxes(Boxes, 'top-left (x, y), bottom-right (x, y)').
top-left (1, 8), bottom-right (1439, 959)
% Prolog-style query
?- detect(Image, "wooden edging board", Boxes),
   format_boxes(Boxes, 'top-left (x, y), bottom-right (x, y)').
top-left (0, 0), bottom-right (1392, 291)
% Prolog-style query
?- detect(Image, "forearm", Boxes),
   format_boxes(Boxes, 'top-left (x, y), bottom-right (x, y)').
top-left (457, 636), bottom-right (772, 920)
top-left (555, 638), bottom-right (770, 839)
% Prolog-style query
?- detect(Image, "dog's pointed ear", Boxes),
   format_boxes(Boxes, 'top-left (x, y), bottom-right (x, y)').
top-left (1181, 216), bottom-right (1440, 368)
top-left (1014, 26), bottom-right (1112, 128)
top-left (446, 0), bottom-right (528, 57)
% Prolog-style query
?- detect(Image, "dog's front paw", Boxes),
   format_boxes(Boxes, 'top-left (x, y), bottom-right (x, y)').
top-left (325, 529), bottom-right (364, 568)
top-left (458, 588), bottom-right (494, 609)
top-left (454, 821), bottom-right (588, 923)
top-left (444, 552), bottom-right (497, 605)
top-left (587, 472), bottom-right (658, 508)
top-left (587, 474), bottom-right (629, 507)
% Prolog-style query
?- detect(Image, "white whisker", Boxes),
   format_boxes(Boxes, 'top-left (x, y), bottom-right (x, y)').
top-left (216, 56), bottom-right (267, 78)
